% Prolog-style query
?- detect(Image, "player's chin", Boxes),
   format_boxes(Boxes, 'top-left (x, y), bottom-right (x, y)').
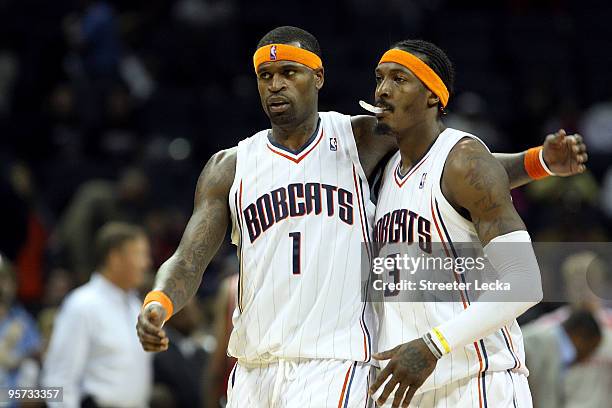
top-left (268, 110), bottom-right (296, 125)
top-left (375, 120), bottom-right (393, 136)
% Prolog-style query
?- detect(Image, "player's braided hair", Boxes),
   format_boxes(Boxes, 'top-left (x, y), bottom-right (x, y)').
top-left (257, 26), bottom-right (322, 58)
top-left (391, 39), bottom-right (454, 115)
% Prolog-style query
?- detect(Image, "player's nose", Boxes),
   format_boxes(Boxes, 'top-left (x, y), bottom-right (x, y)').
top-left (268, 73), bottom-right (286, 92)
top-left (376, 77), bottom-right (392, 100)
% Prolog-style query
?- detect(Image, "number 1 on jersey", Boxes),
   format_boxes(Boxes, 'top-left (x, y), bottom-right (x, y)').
top-left (289, 232), bottom-right (301, 274)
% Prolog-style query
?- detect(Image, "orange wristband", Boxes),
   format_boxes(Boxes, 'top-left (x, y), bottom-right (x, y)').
top-left (143, 290), bottom-right (174, 321)
top-left (524, 146), bottom-right (550, 180)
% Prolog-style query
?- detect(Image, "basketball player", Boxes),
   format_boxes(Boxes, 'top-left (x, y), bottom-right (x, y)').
top-left (135, 27), bottom-right (587, 407)
top-left (367, 40), bottom-right (568, 407)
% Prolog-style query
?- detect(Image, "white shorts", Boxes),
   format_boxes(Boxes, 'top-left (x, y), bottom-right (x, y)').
top-left (376, 370), bottom-right (532, 408)
top-left (227, 358), bottom-right (373, 408)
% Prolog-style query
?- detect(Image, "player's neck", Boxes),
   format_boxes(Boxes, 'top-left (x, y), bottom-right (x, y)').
top-left (270, 112), bottom-right (319, 151)
top-left (397, 120), bottom-right (445, 173)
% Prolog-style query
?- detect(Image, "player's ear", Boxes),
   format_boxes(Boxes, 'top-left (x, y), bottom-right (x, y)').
top-left (427, 91), bottom-right (439, 109)
top-left (314, 67), bottom-right (324, 90)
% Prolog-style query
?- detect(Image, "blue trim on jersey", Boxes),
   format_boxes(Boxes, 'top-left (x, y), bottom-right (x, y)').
top-left (266, 117), bottom-right (321, 155)
top-left (358, 177), bottom-right (373, 254)
top-left (434, 199), bottom-right (471, 305)
top-left (356, 172), bottom-right (373, 362)
top-left (231, 363), bottom-right (237, 387)
top-left (506, 369), bottom-right (518, 408)
top-left (481, 371), bottom-right (488, 408)
top-left (479, 339), bottom-right (490, 372)
top-left (353, 165), bottom-right (372, 262)
top-left (343, 362), bottom-right (358, 408)
top-left (500, 328), bottom-right (519, 369)
top-left (360, 301), bottom-right (372, 363)
top-left (234, 190), bottom-right (244, 313)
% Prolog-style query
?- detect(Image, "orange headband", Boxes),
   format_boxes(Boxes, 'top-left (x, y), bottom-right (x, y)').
top-left (253, 44), bottom-right (323, 73)
top-left (378, 49), bottom-right (450, 107)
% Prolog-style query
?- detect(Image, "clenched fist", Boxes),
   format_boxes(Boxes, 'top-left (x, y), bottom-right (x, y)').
top-left (136, 303), bottom-right (169, 352)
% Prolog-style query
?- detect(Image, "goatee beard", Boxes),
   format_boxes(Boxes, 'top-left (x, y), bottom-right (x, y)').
top-left (375, 122), bottom-right (393, 135)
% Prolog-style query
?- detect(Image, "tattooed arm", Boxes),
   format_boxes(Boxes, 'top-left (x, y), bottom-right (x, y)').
top-left (154, 147), bottom-right (236, 308)
top-left (370, 139), bottom-right (542, 407)
top-left (136, 147), bottom-right (236, 352)
top-left (443, 138), bottom-right (525, 244)
top-left (432, 138), bottom-right (541, 356)
top-left (493, 151), bottom-right (532, 190)
top-left (351, 117), bottom-right (587, 188)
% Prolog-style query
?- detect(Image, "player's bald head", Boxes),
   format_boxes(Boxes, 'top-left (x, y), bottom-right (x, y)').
top-left (257, 26), bottom-right (322, 58)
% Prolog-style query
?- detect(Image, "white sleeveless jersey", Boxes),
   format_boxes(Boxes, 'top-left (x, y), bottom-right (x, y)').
top-left (373, 128), bottom-right (528, 394)
top-left (227, 111), bottom-right (376, 364)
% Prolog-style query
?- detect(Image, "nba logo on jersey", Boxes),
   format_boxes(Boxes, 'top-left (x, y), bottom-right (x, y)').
top-left (270, 45), bottom-right (278, 60)
top-left (419, 172), bottom-right (427, 189)
top-left (329, 137), bottom-right (338, 151)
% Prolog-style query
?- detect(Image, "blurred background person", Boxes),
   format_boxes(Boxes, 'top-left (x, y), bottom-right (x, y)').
top-left (42, 222), bottom-right (152, 408)
top-left (8, 161), bottom-right (51, 311)
top-left (152, 297), bottom-right (207, 408)
top-left (0, 162), bottom-right (28, 263)
top-left (525, 251), bottom-right (612, 408)
top-left (524, 309), bottom-right (602, 408)
top-left (0, 254), bottom-right (41, 391)
top-left (55, 167), bottom-right (149, 283)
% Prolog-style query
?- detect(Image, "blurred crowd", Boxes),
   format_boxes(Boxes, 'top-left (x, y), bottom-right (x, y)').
top-left (0, 0), bottom-right (611, 407)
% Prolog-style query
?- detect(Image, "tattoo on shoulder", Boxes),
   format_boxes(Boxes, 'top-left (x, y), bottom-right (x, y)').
top-left (464, 155), bottom-right (502, 214)
top-left (453, 146), bottom-right (521, 241)
top-left (196, 147), bottom-right (237, 202)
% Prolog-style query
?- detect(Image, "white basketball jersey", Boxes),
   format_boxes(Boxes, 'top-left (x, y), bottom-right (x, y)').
top-left (227, 111), bottom-right (376, 364)
top-left (373, 128), bottom-right (528, 394)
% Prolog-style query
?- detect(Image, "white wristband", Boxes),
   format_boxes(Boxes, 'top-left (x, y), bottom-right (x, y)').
top-left (538, 149), bottom-right (556, 176)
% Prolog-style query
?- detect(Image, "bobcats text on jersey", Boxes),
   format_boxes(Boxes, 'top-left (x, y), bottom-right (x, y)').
top-left (372, 208), bottom-right (432, 253)
top-left (243, 182), bottom-right (354, 242)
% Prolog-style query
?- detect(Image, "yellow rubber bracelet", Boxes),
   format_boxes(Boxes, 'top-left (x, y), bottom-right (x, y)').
top-left (432, 327), bottom-right (451, 354)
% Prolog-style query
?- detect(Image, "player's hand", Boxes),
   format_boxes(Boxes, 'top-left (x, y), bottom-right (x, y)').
top-left (136, 303), bottom-right (169, 352)
top-left (542, 129), bottom-right (588, 176)
top-left (369, 338), bottom-right (438, 407)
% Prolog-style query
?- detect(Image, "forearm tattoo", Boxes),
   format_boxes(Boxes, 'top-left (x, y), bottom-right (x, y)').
top-left (154, 150), bottom-right (234, 313)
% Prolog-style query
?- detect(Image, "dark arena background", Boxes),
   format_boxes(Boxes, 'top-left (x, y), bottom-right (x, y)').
top-left (0, 0), bottom-right (611, 407)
